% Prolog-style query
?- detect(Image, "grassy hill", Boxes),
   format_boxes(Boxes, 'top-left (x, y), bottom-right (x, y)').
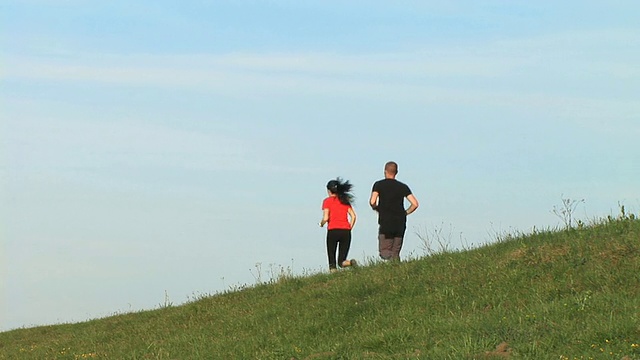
top-left (1, 211), bottom-right (639, 359)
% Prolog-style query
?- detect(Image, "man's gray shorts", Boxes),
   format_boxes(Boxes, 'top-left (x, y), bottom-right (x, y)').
top-left (378, 234), bottom-right (403, 260)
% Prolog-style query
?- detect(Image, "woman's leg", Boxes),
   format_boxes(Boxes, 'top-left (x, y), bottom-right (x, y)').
top-left (337, 229), bottom-right (352, 266)
top-left (326, 230), bottom-right (339, 269)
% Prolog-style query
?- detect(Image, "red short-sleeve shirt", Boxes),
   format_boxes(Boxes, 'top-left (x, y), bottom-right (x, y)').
top-left (322, 197), bottom-right (352, 230)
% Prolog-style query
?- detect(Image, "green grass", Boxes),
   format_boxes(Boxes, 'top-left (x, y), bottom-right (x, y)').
top-left (1, 213), bottom-right (639, 359)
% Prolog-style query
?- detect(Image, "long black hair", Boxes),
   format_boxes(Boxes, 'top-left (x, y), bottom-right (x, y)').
top-left (326, 177), bottom-right (355, 205)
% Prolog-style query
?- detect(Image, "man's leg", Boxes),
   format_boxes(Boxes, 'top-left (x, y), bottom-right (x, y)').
top-left (391, 237), bottom-right (404, 260)
top-left (378, 234), bottom-right (394, 260)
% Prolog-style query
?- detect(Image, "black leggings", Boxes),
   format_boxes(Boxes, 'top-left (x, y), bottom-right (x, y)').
top-left (326, 229), bottom-right (352, 269)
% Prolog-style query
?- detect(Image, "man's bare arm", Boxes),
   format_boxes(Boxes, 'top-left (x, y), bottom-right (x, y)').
top-left (405, 194), bottom-right (419, 215)
top-left (369, 191), bottom-right (379, 211)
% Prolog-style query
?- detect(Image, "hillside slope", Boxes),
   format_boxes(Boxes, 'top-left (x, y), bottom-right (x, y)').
top-left (1, 214), bottom-right (639, 359)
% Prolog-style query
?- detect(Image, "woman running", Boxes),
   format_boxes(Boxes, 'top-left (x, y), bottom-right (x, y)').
top-left (320, 178), bottom-right (357, 272)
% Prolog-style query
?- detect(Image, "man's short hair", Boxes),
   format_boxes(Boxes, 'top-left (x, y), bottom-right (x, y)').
top-left (385, 161), bottom-right (398, 175)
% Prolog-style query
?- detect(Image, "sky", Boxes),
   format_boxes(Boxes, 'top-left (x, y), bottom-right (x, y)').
top-left (1, 1), bottom-right (639, 331)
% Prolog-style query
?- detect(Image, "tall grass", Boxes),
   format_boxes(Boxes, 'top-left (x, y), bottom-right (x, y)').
top-left (1, 212), bottom-right (639, 359)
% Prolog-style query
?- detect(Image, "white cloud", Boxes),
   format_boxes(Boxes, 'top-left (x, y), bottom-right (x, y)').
top-left (4, 28), bottom-right (637, 110)
top-left (2, 50), bottom-right (526, 90)
top-left (4, 117), bottom-right (251, 171)
top-left (2, 111), bottom-right (331, 184)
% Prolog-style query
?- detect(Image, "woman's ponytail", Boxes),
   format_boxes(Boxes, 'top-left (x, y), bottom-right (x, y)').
top-left (326, 177), bottom-right (355, 205)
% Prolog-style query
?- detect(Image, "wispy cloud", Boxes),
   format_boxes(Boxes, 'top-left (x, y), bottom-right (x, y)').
top-left (4, 28), bottom-right (637, 104)
top-left (4, 118), bottom-right (251, 171)
top-left (3, 52), bottom-right (508, 90)
top-left (3, 111), bottom-right (329, 181)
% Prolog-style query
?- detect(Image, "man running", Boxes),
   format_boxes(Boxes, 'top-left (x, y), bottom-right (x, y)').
top-left (369, 161), bottom-right (419, 260)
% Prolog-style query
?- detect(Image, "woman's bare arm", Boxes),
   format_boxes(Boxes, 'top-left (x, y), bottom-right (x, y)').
top-left (348, 207), bottom-right (357, 229)
top-left (319, 208), bottom-right (330, 227)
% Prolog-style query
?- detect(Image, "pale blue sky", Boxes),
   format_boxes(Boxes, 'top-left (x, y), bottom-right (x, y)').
top-left (1, 1), bottom-right (639, 331)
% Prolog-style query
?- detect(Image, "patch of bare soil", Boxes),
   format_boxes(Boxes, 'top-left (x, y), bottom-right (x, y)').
top-left (476, 341), bottom-right (511, 359)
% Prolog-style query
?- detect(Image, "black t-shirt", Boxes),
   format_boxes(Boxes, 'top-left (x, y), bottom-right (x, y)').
top-left (372, 178), bottom-right (412, 234)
